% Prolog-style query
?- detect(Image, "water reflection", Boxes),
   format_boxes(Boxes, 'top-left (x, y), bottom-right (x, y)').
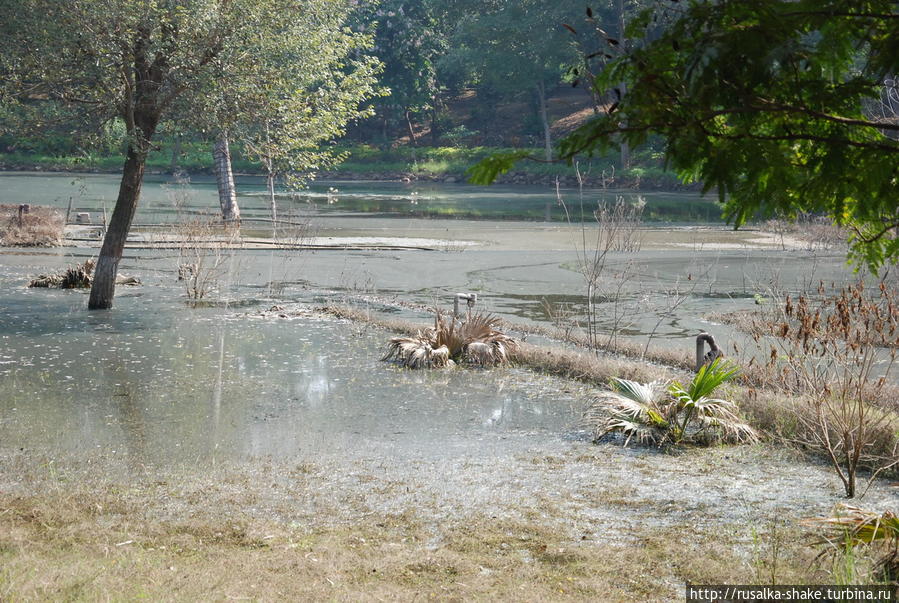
top-left (0, 171), bottom-right (723, 224)
top-left (0, 285), bottom-right (585, 467)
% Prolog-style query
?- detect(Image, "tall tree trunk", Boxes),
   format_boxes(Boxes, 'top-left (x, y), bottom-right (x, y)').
top-left (536, 81), bottom-right (552, 161)
top-left (213, 132), bottom-right (240, 224)
top-left (266, 167), bottom-right (277, 234)
top-left (405, 108), bottom-right (418, 146)
top-left (430, 98), bottom-right (440, 145)
top-left (88, 145), bottom-right (148, 310)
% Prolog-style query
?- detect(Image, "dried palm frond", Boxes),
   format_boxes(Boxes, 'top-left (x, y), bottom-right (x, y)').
top-left (805, 505), bottom-right (899, 584)
top-left (459, 312), bottom-right (517, 366)
top-left (381, 309), bottom-right (516, 369)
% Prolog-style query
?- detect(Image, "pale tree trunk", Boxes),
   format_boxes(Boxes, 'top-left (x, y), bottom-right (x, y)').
top-left (213, 132), bottom-right (240, 223)
top-left (535, 81), bottom-right (552, 161)
top-left (405, 108), bottom-right (418, 146)
top-left (266, 161), bottom-right (277, 237)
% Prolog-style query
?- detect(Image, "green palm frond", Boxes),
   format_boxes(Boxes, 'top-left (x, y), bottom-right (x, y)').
top-left (809, 505), bottom-right (899, 548)
top-left (587, 379), bottom-right (671, 445)
top-left (673, 357), bottom-right (740, 401)
top-left (806, 505), bottom-right (899, 583)
top-left (610, 378), bottom-right (664, 406)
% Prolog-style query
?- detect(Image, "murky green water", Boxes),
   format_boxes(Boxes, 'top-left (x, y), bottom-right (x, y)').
top-left (1, 170), bottom-right (722, 224)
top-left (0, 260), bottom-right (587, 466)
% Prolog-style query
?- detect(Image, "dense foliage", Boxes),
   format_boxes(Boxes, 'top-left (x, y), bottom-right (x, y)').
top-left (0, 0), bottom-right (380, 308)
top-left (472, 0), bottom-right (899, 271)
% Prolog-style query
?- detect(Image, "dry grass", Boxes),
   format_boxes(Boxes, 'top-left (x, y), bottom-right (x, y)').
top-left (321, 304), bottom-right (681, 386)
top-left (0, 204), bottom-right (64, 246)
top-left (0, 482), bottom-right (830, 601)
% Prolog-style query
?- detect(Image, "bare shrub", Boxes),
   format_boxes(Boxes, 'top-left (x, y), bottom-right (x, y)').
top-left (0, 204), bottom-right (64, 246)
top-left (176, 217), bottom-right (240, 300)
top-left (746, 282), bottom-right (899, 497)
top-left (541, 297), bottom-right (579, 341)
top-left (762, 213), bottom-right (848, 252)
top-left (555, 167), bottom-right (645, 349)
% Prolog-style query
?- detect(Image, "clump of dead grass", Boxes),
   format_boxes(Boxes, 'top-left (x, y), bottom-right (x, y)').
top-left (0, 204), bottom-right (64, 246)
top-left (383, 310), bottom-right (517, 368)
top-left (27, 259), bottom-right (140, 289)
top-left (321, 304), bottom-right (676, 385)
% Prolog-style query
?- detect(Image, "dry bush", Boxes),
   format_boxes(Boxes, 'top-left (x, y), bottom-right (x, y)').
top-left (743, 281), bottom-right (899, 497)
top-left (28, 258), bottom-right (141, 289)
top-left (762, 213), bottom-right (848, 252)
top-left (556, 169), bottom-right (646, 349)
top-left (29, 259), bottom-right (95, 288)
top-left (0, 204), bottom-right (64, 246)
top-left (176, 217), bottom-right (240, 300)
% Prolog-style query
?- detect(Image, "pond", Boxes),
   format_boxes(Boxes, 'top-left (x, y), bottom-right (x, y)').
top-left (1, 170), bottom-right (723, 224)
top-left (1, 245), bottom-right (894, 532)
top-left (0, 276), bottom-right (587, 468)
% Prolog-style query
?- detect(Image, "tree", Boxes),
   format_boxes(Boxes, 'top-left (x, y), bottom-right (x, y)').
top-left (471, 0), bottom-right (899, 272)
top-left (0, 0), bottom-right (379, 308)
top-left (232, 39), bottom-right (382, 227)
top-left (212, 132), bottom-right (240, 224)
top-left (355, 0), bottom-right (446, 145)
top-left (450, 0), bottom-right (584, 158)
top-left (196, 2), bottom-right (381, 226)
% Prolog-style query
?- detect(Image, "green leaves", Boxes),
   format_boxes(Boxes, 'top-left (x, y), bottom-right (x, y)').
top-left (670, 358), bottom-right (740, 404)
top-left (471, 0), bottom-right (899, 272)
top-left (466, 150), bottom-right (533, 185)
top-left (588, 359), bottom-right (756, 447)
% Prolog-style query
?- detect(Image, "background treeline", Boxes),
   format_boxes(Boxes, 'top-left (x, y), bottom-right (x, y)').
top-left (0, 0), bottom-right (673, 184)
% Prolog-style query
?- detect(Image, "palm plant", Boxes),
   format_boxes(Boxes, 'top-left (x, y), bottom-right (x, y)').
top-left (807, 505), bottom-right (899, 586)
top-left (586, 358), bottom-right (758, 447)
top-left (382, 310), bottom-right (516, 369)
